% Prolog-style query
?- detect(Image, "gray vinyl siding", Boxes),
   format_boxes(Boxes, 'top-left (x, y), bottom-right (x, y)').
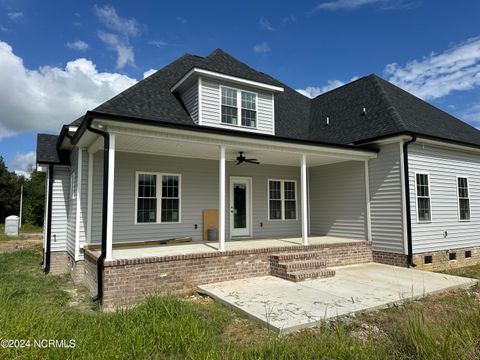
top-left (180, 83), bottom-right (198, 123)
top-left (309, 161), bottom-right (367, 239)
top-left (66, 147), bottom-right (78, 257)
top-left (409, 143), bottom-right (480, 253)
top-left (368, 143), bottom-right (405, 253)
top-left (50, 166), bottom-right (69, 252)
top-left (226, 160), bottom-right (301, 239)
top-left (95, 152), bottom-right (301, 243)
top-left (91, 151), bottom-right (104, 242)
top-left (200, 78), bottom-right (274, 135)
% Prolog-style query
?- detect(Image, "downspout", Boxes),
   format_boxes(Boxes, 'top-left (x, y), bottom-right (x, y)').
top-left (86, 117), bottom-right (110, 302)
top-left (403, 135), bottom-right (417, 267)
top-left (44, 165), bottom-right (54, 273)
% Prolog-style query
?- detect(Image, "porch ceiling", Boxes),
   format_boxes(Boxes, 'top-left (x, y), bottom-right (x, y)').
top-left (113, 131), bottom-right (367, 167)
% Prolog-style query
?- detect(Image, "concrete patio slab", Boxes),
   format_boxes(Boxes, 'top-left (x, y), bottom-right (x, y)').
top-left (198, 263), bottom-right (478, 334)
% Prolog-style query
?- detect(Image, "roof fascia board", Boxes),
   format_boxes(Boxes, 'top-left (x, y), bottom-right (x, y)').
top-left (415, 137), bottom-right (480, 154)
top-left (170, 67), bottom-right (284, 93)
top-left (98, 119), bottom-right (378, 160)
top-left (354, 131), bottom-right (480, 151)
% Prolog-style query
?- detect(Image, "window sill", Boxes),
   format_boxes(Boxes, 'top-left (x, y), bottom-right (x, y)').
top-left (219, 121), bottom-right (258, 131)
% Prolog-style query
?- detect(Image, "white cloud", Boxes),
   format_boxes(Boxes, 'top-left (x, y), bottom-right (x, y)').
top-left (66, 40), bottom-right (89, 51)
top-left (0, 40), bottom-right (137, 139)
top-left (296, 77), bottom-right (358, 98)
top-left (316, 0), bottom-right (418, 10)
top-left (176, 16), bottom-right (187, 24)
top-left (11, 151), bottom-right (35, 177)
top-left (460, 102), bottom-right (480, 128)
top-left (94, 5), bottom-right (138, 69)
top-left (385, 37), bottom-right (480, 100)
top-left (94, 5), bottom-right (139, 37)
top-left (0, 24), bottom-right (8, 32)
top-left (98, 31), bottom-right (135, 69)
top-left (143, 69), bottom-right (156, 79)
top-left (282, 15), bottom-right (297, 24)
top-left (253, 42), bottom-right (271, 54)
top-left (8, 12), bottom-right (23, 22)
top-left (259, 17), bottom-right (274, 31)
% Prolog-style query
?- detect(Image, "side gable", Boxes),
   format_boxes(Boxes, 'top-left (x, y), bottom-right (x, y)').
top-left (36, 134), bottom-right (70, 165)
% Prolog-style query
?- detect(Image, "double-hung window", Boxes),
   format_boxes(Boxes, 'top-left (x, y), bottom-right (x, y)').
top-left (221, 87), bottom-right (237, 125)
top-left (221, 86), bottom-right (257, 128)
top-left (457, 177), bottom-right (470, 221)
top-left (136, 172), bottom-right (181, 223)
top-left (416, 173), bottom-right (431, 222)
top-left (268, 180), bottom-right (297, 220)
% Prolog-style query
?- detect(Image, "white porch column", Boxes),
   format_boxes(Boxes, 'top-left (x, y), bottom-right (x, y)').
top-left (364, 160), bottom-right (372, 241)
top-left (301, 154), bottom-right (309, 246)
top-left (74, 148), bottom-right (83, 261)
top-left (86, 151), bottom-right (93, 244)
top-left (106, 133), bottom-right (115, 261)
top-left (218, 145), bottom-right (226, 252)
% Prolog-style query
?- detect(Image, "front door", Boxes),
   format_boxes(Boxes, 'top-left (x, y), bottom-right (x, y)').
top-left (230, 177), bottom-right (251, 237)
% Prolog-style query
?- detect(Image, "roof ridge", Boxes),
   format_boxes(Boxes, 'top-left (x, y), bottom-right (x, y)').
top-left (310, 75), bottom-right (370, 100)
top-left (370, 75), bottom-right (407, 132)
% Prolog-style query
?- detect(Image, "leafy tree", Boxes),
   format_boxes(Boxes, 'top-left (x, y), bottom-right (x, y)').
top-left (0, 157), bottom-right (45, 227)
top-left (22, 168), bottom-right (46, 226)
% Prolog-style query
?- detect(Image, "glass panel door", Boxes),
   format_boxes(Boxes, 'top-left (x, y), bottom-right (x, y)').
top-left (230, 177), bottom-right (251, 237)
top-left (233, 183), bottom-right (247, 229)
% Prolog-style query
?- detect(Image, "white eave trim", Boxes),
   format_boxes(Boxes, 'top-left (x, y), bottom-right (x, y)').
top-left (170, 67), bottom-right (284, 93)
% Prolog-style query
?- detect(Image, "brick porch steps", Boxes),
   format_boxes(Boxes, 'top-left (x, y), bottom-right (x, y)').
top-left (270, 252), bottom-right (336, 282)
top-left (285, 268), bottom-right (336, 282)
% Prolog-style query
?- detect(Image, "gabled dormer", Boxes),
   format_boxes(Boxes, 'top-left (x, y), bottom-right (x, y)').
top-left (172, 68), bottom-right (284, 135)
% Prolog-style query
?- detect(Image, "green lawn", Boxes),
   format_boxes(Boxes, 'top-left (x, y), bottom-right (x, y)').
top-left (1, 248), bottom-right (480, 359)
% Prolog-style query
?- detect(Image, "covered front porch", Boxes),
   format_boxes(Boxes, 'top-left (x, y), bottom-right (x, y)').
top-left (92, 235), bottom-right (360, 260)
top-left (77, 119), bottom-right (378, 262)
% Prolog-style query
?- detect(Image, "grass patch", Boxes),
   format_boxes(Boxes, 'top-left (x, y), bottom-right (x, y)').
top-left (0, 223), bottom-right (42, 242)
top-left (0, 248), bottom-right (479, 359)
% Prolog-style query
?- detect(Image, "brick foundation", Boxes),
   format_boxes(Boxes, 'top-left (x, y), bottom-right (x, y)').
top-left (49, 251), bottom-right (69, 275)
top-left (84, 251), bottom-right (99, 296)
top-left (67, 254), bottom-right (85, 284)
top-left (85, 241), bottom-right (373, 310)
top-left (372, 250), bottom-right (409, 267)
top-left (412, 246), bottom-right (480, 271)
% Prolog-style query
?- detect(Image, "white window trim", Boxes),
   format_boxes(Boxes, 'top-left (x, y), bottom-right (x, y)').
top-left (134, 171), bottom-right (182, 225)
top-left (219, 85), bottom-right (258, 130)
top-left (456, 175), bottom-right (471, 222)
top-left (267, 179), bottom-right (298, 221)
top-left (414, 172), bottom-right (432, 223)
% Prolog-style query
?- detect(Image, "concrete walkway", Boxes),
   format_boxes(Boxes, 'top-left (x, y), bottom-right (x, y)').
top-left (198, 263), bottom-right (478, 334)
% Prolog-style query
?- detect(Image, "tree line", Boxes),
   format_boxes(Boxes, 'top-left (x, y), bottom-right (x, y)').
top-left (0, 156), bottom-right (45, 227)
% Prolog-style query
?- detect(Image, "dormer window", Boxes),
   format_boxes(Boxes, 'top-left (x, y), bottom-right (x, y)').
top-left (221, 86), bottom-right (257, 128)
top-left (221, 87), bottom-right (238, 124)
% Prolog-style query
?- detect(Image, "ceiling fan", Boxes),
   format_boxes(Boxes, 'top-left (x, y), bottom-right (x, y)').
top-left (235, 152), bottom-right (260, 165)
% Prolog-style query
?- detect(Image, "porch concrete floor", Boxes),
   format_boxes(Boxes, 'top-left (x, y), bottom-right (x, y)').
top-left (111, 235), bottom-right (358, 260)
top-left (198, 263), bottom-right (478, 334)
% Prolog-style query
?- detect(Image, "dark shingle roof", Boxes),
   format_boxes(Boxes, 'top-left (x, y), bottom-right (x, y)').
top-left (72, 49), bottom-right (480, 148)
top-left (309, 75), bottom-right (480, 146)
top-left (92, 49), bottom-right (312, 141)
top-left (36, 134), bottom-right (69, 165)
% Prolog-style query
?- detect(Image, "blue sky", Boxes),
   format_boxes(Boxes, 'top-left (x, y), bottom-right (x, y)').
top-left (1, 0), bottom-right (480, 175)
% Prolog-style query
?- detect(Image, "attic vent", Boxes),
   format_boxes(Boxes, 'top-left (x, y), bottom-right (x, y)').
top-left (362, 107), bottom-right (367, 116)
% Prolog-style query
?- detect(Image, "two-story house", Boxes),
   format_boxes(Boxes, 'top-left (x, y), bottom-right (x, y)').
top-left (36, 49), bottom-right (480, 309)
